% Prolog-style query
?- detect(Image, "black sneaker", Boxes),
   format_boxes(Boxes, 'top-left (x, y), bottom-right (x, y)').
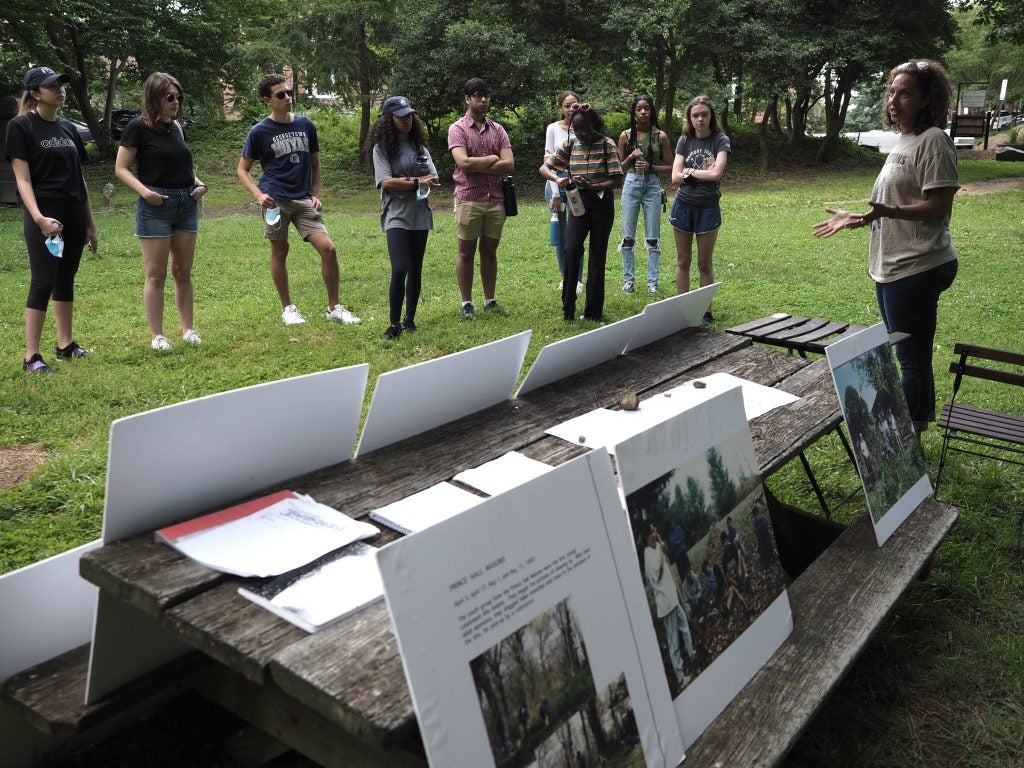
top-left (483, 299), bottom-right (506, 315)
top-left (460, 302), bottom-right (475, 319)
top-left (381, 324), bottom-right (402, 341)
top-left (55, 340), bottom-right (88, 359)
top-left (401, 316), bottom-right (417, 332)
top-left (23, 353), bottom-right (52, 373)
top-left (702, 311), bottom-right (715, 325)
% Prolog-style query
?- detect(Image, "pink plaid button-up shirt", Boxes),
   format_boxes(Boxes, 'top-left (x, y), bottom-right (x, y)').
top-left (447, 112), bottom-right (512, 202)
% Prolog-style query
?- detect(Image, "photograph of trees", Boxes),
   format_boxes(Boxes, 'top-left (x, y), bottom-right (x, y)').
top-left (625, 431), bottom-right (787, 699)
top-left (833, 344), bottom-right (927, 523)
top-left (470, 599), bottom-right (642, 768)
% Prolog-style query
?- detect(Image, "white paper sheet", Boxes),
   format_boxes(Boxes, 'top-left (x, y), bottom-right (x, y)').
top-left (623, 283), bottom-right (718, 353)
top-left (452, 451), bottom-right (553, 496)
top-left (377, 451), bottom-right (685, 767)
top-left (544, 373), bottom-right (801, 454)
top-left (368, 482), bottom-right (484, 534)
top-left (166, 495), bottom-right (379, 577)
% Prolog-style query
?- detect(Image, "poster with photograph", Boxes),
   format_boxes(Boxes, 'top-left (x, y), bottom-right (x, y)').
top-left (377, 451), bottom-right (685, 768)
top-left (614, 388), bottom-right (792, 748)
top-left (825, 323), bottom-right (931, 545)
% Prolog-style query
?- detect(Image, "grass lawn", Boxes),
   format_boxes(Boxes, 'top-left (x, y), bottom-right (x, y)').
top-left (0, 154), bottom-right (1022, 766)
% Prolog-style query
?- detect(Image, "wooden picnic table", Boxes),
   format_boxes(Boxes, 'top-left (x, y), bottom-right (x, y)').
top-left (17, 326), bottom-right (957, 767)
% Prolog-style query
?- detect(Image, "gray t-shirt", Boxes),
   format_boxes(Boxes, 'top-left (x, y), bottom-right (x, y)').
top-left (868, 127), bottom-right (958, 283)
top-left (674, 132), bottom-right (731, 205)
top-left (372, 140), bottom-right (437, 231)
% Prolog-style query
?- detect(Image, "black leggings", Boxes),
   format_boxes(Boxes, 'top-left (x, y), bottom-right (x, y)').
top-left (24, 197), bottom-right (89, 311)
top-left (386, 228), bottom-right (428, 325)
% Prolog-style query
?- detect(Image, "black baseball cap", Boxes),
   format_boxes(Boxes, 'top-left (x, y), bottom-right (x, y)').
top-left (24, 67), bottom-right (69, 91)
top-left (381, 96), bottom-right (414, 117)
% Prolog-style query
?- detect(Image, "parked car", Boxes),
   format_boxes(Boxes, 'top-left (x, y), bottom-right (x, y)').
top-left (65, 118), bottom-right (93, 143)
top-left (110, 108), bottom-right (140, 139)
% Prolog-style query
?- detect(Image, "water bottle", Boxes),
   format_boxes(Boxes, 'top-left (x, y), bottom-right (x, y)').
top-left (549, 211), bottom-right (560, 246)
top-left (565, 181), bottom-right (586, 217)
top-left (634, 148), bottom-right (646, 177)
top-left (414, 153), bottom-right (430, 200)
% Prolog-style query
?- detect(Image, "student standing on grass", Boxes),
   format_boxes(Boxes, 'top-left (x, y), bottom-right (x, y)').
top-left (368, 96), bottom-right (440, 341)
top-left (617, 94), bottom-right (672, 295)
top-left (115, 72), bottom-right (207, 352)
top-left (447, 78), bottom-right (514, 319)
top-left (237, 74), bottom-right (360, 327)
top-left (540, 102), bottom-right (624, 322)
top-left (544, 90), bottom-right (582, 295)
top-left (6, 66), bottom-right (97, 373)
top-left (814, 60), bottom-right (958, 435)
top-left (671, 95), bottom-right (730, 324)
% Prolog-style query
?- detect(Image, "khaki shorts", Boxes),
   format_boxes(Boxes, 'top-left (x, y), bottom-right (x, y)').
top-left (263, 197), bottom-right (328, 241)
top-left (454, 198), bottom-right (506, 241)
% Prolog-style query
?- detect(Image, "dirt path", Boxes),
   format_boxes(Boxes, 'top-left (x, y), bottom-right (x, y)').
top-left (959, 176), bottom-right (1024, 195)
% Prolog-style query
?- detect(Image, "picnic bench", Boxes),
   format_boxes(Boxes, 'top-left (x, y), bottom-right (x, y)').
top-left (3, 327), bottom-right (959, 767)
top-left (726, 313), bottom-right (910, 357)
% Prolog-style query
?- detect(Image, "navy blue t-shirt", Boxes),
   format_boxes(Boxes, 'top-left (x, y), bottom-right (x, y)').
top-left (4, 112), bottom-right (88, 201)
top-left (241, 114), bottom-right (319, 200)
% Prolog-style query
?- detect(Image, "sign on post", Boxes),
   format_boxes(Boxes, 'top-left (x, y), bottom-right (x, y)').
top-left (962, 90), bottom-right (987, 109)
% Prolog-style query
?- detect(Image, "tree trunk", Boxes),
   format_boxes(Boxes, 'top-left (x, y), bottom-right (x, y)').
top-left (356, 16), bottom-right (372, 163)
top-left (817, 63), bottom-right (859, 163)
top-left (758, 98), bottom-right (770, 172)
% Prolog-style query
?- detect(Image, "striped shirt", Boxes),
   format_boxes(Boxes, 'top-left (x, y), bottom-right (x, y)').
top-left (545, 135), bottom-right (624, 183)
top-left (447, 112), bottom-right (512, 202)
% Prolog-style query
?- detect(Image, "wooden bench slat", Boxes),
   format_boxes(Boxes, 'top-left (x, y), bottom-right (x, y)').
top-left (784, 320), bottom-right (850, 344)
top-left (685, 499), bottom-right (959, 766)
top-left (762, 317), bottom-right (832, 341)
top-left (949, 362), bottom-right (1024, 389)
top-left (939, 404), bottom-right (1024, 445)
top-left (725, 313), bottom-right (792, 334)
top-left (953, 343), bottom-right (1024, 368)
top-left (741, 315), bottom-right (811, 337)
top-left (1, 644), bottom-right (201, 736)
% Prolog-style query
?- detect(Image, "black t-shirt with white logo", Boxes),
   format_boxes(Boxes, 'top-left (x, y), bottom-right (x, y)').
top-left (4, 112), bottom-right (88, 201)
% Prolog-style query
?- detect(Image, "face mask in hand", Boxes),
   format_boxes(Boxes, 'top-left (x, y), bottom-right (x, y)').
top-left (415, 185), bottom-right (430, 201)
top-left (264, 207), bottom-right (282, 227)
top-left (45, 234), bottom-right (64, 258)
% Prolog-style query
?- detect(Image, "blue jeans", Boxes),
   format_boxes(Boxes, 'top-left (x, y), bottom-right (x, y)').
top-left (545, 176), bottom-right (581, 279)
top-left (875, 259), bottom-right (958, 431)
top-left (618, 172), bottom-right (663, 285)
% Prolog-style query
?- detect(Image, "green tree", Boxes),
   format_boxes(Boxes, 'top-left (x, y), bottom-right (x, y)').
top-left (707, 446), bottom-right (737, 518)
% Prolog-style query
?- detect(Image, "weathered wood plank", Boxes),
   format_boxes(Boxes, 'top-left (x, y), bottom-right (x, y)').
top-left (1, 644), bottom-right (201, 735)
top-left (189, 663), bottom-right (427, 768)
top-left (163, 583), bottom-right (307, 684)
top-left (749, 359), bottom-right (844, 477)
top-left (80, 536), bottom-right (223, 618)
top-left (684, 498), bottom-right (959, 767)
top-left (269, 601), bottom-right (416, 746)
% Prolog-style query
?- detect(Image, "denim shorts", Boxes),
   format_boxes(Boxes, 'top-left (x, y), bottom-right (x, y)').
top-left (669, 198), bottom-right (722, 235)
top-left (136, 187), bottom-right (198, 237)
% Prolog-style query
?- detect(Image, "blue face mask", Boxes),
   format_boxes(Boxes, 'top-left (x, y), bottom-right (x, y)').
top-left (264, 207), bottom-right (281, 227)
top-left (415, 185), bottom-right (430, 201)
top-left (45, 234), bottom-right (64, 258)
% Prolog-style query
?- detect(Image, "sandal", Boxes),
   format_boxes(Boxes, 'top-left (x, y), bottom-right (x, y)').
top-left (23, 353), bottom-right (53, 373)
top-left (55, 341), bottom-right (88, 359)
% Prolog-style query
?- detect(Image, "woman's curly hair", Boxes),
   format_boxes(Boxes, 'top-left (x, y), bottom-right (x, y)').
top-left (882, 59), bottom-right (953, 133)
top-left (366, 112), bottom-right (428, 159)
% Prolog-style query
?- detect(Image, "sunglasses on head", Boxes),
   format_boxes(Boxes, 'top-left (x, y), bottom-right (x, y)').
top-left (569, 102), bottom-right (593, 113)
top-left (273, 89), bottom-right (294, 100)
top-left (165, 93), bottom-right (183, 103)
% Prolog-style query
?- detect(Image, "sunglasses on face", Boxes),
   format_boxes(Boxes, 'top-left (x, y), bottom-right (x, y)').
top-left (165, 93), bottom-right (183, 103)
top-left (273, 89), bottom-right (294, 100)
top-left (569, 102), bottom-right (593, 113)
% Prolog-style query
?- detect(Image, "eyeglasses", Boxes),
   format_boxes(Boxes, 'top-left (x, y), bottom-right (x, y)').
top-left (469, 91), bottom-right (489, 99)
top-left (273, 89), bottom-right (294, 100)
top-left (569, 102), bottom-right (593, 113)
top-left (165, 93), bottom-right (183, 103)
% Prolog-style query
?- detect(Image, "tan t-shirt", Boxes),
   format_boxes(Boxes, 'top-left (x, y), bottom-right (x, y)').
top-left (868, 127), bottom-right (959, 283)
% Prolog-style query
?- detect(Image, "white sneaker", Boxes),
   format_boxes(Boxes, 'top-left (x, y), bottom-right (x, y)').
top-left (576, 281), bottom-right (584, 295)
top-left (151, 335), bottom-right (172, 351)
top-left (281, 304), bottom-right (306, 325)
top-left (182, 329), bottom-right (201, 345)
top-left (326, 304), bottom-right (361, 325)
